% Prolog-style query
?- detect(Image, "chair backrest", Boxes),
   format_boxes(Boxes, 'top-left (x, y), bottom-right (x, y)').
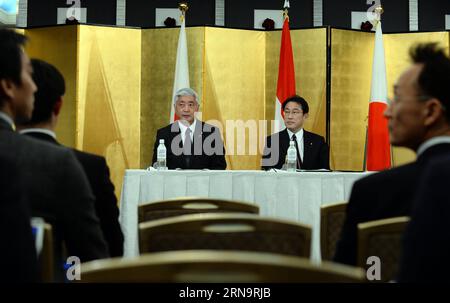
top-left (31, 219), bottom-right (54, 282)
top-left (320, 202), bottom-right (347, 260)
top-left (357, 216), bottom-right (410, 282)
top-left (138, 197), bottom-right (259, 223)
top-left (139, 213), bottom-right (311, 258)
top-left (80, 250), bottom-right (365, 283)
top-left (40, 223), bottom-right (54, 282)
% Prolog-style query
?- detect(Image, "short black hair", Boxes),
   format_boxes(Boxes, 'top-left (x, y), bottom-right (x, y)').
top-left (281, 95), bottom-right (309, 114)
top-left (25, 59), bottom-right (66, 125)
top-left (0, 28), bottom-right (28, 105)
top-left (410, 43), bottom-right (450, 121)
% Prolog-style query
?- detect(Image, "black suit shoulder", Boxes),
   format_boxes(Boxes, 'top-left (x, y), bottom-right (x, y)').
top-left (0, 156), bottom-right (37, 282)
top-left (0, 129), bottom-right (109, 263)
top-left (156, 123), bottom-right (176, 137)
top-left (398, 155), bottom-right (450, 282)
top-left (20, 130), bottom-right (121, 258)
top-left (304, 130), bottom-right (325, 142)
top-left (71, 149), bottom-right (124, 257)
top-left (334, 163), bottom-right (417, 266)
top-left (351, 162), bottom-right (416, 191)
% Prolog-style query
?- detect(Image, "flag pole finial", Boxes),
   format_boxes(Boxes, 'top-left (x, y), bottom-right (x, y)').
top-left (179, 1), bottom-right (189, 22)
top-left (283, 0), bottom-right (290, 20)
top-left (374, 5), bottom-right (383, 23)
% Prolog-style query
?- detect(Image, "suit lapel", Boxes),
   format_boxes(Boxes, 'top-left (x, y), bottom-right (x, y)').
top-left (168, 123), bottom-right (183, 167)
top-left (278, 129), bottom-right (290, 167)
top-left (302, 130), bottom-right (312, 168)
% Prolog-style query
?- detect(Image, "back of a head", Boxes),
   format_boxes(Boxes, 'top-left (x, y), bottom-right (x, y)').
top-left (0, 28), bottom-right (27, 106)
top-left (410, 43), bottom-right (450, 122)
top-left (21, 59), bottom-right (66, 126)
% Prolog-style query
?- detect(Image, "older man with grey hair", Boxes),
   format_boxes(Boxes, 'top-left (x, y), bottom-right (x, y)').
top-left (151, 87), bottom-right (226, 169)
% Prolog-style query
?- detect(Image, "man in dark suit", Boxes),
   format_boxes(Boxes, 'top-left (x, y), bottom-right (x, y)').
top-left (261, 95), bottom-right (329, 170)
top-left (17, 59), bottom-right (124, 257)
top-left (397, 155), bottom-right (450, 282)
top-left (0, 156), bottom-right (37, 282)
top-left (334, 43), bottom-right (450, 266)
top-left (151, 88), bottom-right (226, 170)
top-left (0, 29), bottom-right (108, 267)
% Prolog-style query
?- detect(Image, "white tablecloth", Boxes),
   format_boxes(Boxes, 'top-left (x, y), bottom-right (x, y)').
top-left (119, 170), bottom-right (370, 262)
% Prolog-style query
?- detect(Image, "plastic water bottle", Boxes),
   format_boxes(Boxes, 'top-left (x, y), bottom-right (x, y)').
top-left (286, 141), bottom-right (297, 172)
top-left (157, 139), bottom-right (167, 170)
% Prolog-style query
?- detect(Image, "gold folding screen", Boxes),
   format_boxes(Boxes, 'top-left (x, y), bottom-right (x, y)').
top-left (203, 28), bottom-right (266, 170)
top-left (25, 26), bottom-right (78, 148)
top-left (77, 26), bottom-right (142, 198)
top-left (330, 29), bottom-right (374, 171)
top-left (22, 25), bottom-right (450, 198)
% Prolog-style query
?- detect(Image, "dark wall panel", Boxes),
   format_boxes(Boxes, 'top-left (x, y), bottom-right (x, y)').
top-left (126, 0), bottom-right (215, 27)
top-left (323, 0), bottom-right (409, 33)
top-left (26, 0), bottom-right (450, 32)
top-left (419, 0), bottom-right (450, 31)
top-left (27, 0), bottom-right (59, 27)
top-left (27, 0), bottom-right (117, 27)
top-left (225, 0), bottom-right (313, 29)
top-left (85, 0), bottom-right (117, 25)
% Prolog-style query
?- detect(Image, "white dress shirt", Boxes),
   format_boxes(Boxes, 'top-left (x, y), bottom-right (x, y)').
top-left (178, 119), bottom-right (197, 145)
top-left (19, 128), bottom-right (57, 139)
top-left (0, 111), bottom-right (15, 130)
top-left (417, 136), bottom-right (450, 157)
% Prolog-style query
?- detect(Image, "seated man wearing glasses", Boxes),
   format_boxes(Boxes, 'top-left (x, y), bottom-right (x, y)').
top-left (151, 88), bottom-right (226, 170)
top-left (261, 95), bottom-right (330, 170)
top-left (334, 43), bottom-right (450, 267)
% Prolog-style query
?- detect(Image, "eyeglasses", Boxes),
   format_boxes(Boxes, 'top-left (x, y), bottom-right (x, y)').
top-left (388, 95), bottom-right (447, 112)
top-left (284, 110), bottom-right (303, 116)
top-left (177, 102), bottom-right (196, 109)
top-left (389, 95), bottom-right (433, 104)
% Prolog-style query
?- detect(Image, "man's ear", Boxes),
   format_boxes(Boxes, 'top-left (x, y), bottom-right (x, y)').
top-left (424, 98), bottom-right (445, 126)
top-left (54, 98), bottom-right (63, 116)
top-left (0, 78), bottom-right (16, 100)
top-left (304, 113), bottom-right (309, 119)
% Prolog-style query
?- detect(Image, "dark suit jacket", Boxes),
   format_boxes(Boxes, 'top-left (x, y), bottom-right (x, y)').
top-left (334, 143), bottom-right (450, 266)
top-left (0, 156), bottom-right (37, 282)
top-left (152, 121), bottom-right (227, 170)
top-left (398, 155), bottom-right (450, 282)
top-left (261, 129), bottom-right (330, 170)
top-left (0, 118), bottom-right (108, 265)
top-left (23, 131), bottom-right (124, 257)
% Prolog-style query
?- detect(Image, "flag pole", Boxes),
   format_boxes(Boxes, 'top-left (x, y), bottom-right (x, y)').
top-left (170, 1), bottom-right (190, 123)
top-left (283, 0), bottom-right (290, 20)
top-left (366, 4), bottom-right (391, 171)
top-left (363, 124), bottom-right (368, 171)
top-left (373, 5), bottom-right (394, 168)
top-left (179, 1), bottom-right (188, 23)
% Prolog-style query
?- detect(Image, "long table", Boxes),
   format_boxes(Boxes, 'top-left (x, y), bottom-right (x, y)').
top-left (119, 170), bottom-right (370, 262)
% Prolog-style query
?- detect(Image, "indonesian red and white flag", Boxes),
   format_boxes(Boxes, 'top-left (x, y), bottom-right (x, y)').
top-left (170, 15), bottom-right (190, 123)
top-left (274, 16), bottom-right (296, 132)
top-left (367, 21), bottom-right (391, 171)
